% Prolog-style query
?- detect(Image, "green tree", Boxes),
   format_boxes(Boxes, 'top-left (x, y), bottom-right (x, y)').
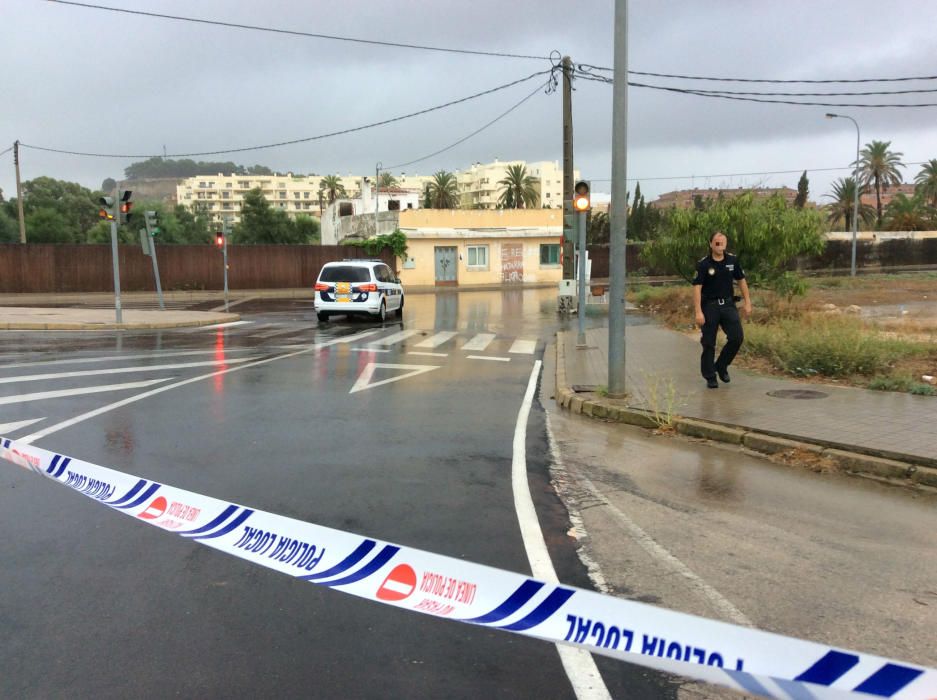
top-left (21, 176), bottom-right (102, 242)
top-left (643, 192), bottom-right (825, 298)
top-left (824, 177), bottom-right (875, 232)
top-left (26, 207), bottom-right (77, 243)
top-left (857, 140), bottom-right (905, 227)
top-left (318, 175), bottom-right (347, 205)
top-left (883, 193), bottom-right (933, 231)
top-left (426, 170), bottom-right (459, 209)
top-left (587, 211), bottom-right (610, 244)
top-left (913, 159), bottom-right (937, 208)
top-left (293, 214), bottom-right (321, 243)
top-left (378, 172), bottom-right (399, 188)
top-left (0, 208), bottom-right (19, 243)
top-left (793, 171), bottom-right (809, 209)
top-left (232, 188), bottom-right (309, 244)
top-left (497, 164), bottom-right (539, 209)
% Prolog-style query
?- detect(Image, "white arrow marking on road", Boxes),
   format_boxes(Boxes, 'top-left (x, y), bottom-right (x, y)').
top-left (349, 362), bottom-right (440, 394)
top-left (0, 418), bottom-right (45, 434)
top-left (0, 357), bottom-right (253, 385)
top-left (252, 326), bottom-right (307, 339)
top-left (0, 378), bottom-right (173, 406)
top-left (192, 320), bottom-right (253, 330)
top-left (414, 331), bottom-right (457, 348)
top-left (461, 333), bottom-right (496, 351)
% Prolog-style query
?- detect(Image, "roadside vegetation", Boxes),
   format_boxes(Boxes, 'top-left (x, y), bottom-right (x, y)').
top-left (630, 273), bottom-right (937, 396)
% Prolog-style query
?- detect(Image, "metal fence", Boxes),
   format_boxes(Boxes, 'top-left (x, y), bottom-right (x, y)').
top-left (0, 244), bottom-right (395, 294)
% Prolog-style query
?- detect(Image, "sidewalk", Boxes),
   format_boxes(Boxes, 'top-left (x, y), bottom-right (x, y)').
top-left (555, 322), bottom-right (937, 487)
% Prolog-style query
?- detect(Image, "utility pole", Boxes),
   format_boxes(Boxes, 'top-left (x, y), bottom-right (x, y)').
top-left (607, 0), bottom-right (629, 397)
top-left (109, 184), bottom-right (123, 324)
top-left (561, 56), bottom-right (575, 280)
top-left (374, 162), bottom-right (382, 237)
top-left (13, 140), bottom-right (26, 243)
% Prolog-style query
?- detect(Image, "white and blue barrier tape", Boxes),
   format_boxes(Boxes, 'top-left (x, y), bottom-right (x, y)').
top-left (2, 437), bottom-right (934, 699)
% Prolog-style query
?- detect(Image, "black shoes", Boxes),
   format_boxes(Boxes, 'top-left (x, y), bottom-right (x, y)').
top-left (706, 377), bottom-right (719, 389)
top-left (717, 367), bottom-right (731, 383)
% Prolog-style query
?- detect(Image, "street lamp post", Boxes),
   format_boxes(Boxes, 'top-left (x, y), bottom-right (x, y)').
top-left (825, 113), bottom-right (861, 277)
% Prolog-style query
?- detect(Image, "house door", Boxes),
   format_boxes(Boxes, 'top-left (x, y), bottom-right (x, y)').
top-left (501, 243), bottom-right (523, 283)
top-left (434, 246), bottom-right (458, 286)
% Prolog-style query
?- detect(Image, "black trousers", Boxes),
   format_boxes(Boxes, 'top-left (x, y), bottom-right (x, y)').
top-left (700, 302), bottom-right (743, 379)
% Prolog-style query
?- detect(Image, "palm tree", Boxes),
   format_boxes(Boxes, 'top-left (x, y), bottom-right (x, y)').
top-left (824, 177), bottom-right (875, 231)
top-left (378, 172), bottom-right (399, 188)
top-left (426, 170), bottom-right (459, 209)
top-left (497, 164), bottom-right (539, 209)
top-left (857, 140), bottom-right (905, 227)
top-left (914, 159), bottom-right (937, 208)
top-left (883, 193), bottom-right (932, 231)
top-left (318, 175), bottom-right (346, 205)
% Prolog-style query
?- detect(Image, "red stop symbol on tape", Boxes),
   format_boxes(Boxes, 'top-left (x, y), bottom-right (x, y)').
top-left (138, 496), bottom-right (167, 520)
top-left (377, 564), bottom-right (416, 602)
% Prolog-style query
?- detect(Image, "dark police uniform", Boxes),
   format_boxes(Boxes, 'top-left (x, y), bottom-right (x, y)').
top-left (692, 253), bottom-right (745, 381)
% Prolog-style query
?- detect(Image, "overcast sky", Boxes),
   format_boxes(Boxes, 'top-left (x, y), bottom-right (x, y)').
top-left (3, 0), bottom-right (937, 206)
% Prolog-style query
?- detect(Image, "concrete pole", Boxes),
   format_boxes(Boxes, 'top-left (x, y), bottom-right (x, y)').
top-left (562, 56), bottom-right (575, 280)
top-left (13, 141), bottom-right (26, 243)
top-left (576, 209), bottom-right (587, 346)
top-left (825, 113), bottom-right (861, 276)
top-left (222, 220), bottom-right (230, 312)
top-left (149, 230), bottom-right (165, 310)
top-left (607, 0), bottom-right (629, 396)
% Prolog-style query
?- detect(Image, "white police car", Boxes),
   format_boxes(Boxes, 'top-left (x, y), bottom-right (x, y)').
top-left (313, 259), bottom-right (404, 323)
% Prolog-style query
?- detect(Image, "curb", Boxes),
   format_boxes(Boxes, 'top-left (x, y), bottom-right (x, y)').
top-left (554, 335), bottom-right (937, 491)
top-left (0, 313), bottom-right (241, 331)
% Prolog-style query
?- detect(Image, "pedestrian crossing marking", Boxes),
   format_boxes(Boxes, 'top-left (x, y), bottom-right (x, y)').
top-left (467, 355), bottom-right (510, 362)
top-left (0, 378), bottom-right (173, 406)
top-left (461, 333), bottom-right (497, 351)
top-left (414, 331), bottom-right (457, 348)
top-left (368, 329), bottom-right (420, 346)
top-left (408, 351), bottom-right (448, 358)
top-left (509, 339), bottom-right (537, 354)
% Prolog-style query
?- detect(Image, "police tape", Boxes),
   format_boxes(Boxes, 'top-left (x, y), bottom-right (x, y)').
top-left (1, 437), bottom-right (934, 700)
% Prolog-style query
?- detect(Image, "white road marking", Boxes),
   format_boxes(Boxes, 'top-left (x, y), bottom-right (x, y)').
top-left (209, 296), bottom-right (256, 312)
top-left (509, 339), bottom-right (537, 354)
top-left (513, 362), bottom-right (610, 700)
top-left (0, 418), bottom-right (45, 434)
top-left (18, 330), bottom-right (381, 444)
top-left (349, 362), bottom-right (440, 394)
top-left (351, 347), bottom-right (390, 353)
top-left (414, 331), bottom-right (457, 348)
top-left (461, 333), bottom-right (496, 351)
top-left (0, 378), bottom-right (173, 406)
top-left (0, 357), bottom-right (254, 385)
top-left (193, 320), bottom-right (253, 330)
top-left (368, 329), bottom-right (420, 346)
top-left (467, 355), bottom-right (510, 362)
top-left (407, 351), bottom-right (447, 358)
top-left (0, 348), bottom-right (257, 370)
top-left (252, 326), bottom-right (306, 339)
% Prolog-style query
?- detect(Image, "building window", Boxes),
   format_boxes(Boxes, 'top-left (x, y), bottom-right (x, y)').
top-left (304, 191), bottom-right (310, 199)
top-left (540, 244), bottom-right (560, 265)
top-left (226, 182), bottom-right (233, 188)
top-left (387, 199), bottom-right (400, 211)
top-left (278, 191), bottom-right (286, 199)
top-left (238, 181), bottom-right (250, 188)
top-left (339, 203), bottom-right (353, 217)
top-left (294, 192), bottom-right (301, 199)
top-left (467, 245), bottom-right (488, 269)
top-left (222, 191), bottom-right (230, 199)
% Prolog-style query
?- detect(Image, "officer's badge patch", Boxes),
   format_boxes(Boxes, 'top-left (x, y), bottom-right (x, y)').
top-left (708, 267), bottom-right (715, 276)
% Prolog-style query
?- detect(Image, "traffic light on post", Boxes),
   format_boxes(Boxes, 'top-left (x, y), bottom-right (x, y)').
top-left (98, 196), bottom-right (115, 221)
top-left (118, 190), bottom-right (134, 225)
top-left (144, 210), bottom-right (161, 236)
top-left (215, 232), bottom-right (225, 247)
top-left (573, 180), bottom-right (591, 212)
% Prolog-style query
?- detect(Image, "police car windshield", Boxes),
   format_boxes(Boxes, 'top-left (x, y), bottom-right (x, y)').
top-left (319, 266), bottom-right (371, 283)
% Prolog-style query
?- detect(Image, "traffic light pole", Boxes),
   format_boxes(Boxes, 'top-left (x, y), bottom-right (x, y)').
top-left (577, 209), bottom-right (587, 347)
top-left (109, 185), bottom-right (123, 324)
top-left (222, 222), bottom-right (230, 312)
top-left (149, 232), bottom-right (165, 310)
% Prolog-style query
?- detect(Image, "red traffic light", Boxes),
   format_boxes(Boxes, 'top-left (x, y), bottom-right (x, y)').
top-left (215, 232), bottom-right (225, 247)
top-left (98, 208), bottom-right (113, 221)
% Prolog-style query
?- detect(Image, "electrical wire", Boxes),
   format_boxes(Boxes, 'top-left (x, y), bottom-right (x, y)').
top-left (47, 0), bottom-right (549, 61)
top-left (575, 71), bottom-right (937, 107)
top-left (586, 161), bottom-right (930, 183)
top-left (577, 63), bottom-right (937, 84)
top-left (20, 70), bottom-right (553, 159)
top-left (383, 77), bottom-right (553, 171)
top-left (0, 145), bottom-right (13, 158)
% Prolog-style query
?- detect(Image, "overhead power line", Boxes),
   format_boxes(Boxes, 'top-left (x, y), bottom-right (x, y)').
top-left (0, 145), bottom-right (13, 158)
top-left (575, 71), bottom-right (937, 107)
top-left (586, 161), bottom-right (931, 184)
top-left (20, 70), bottom-right (553, 159)
top-left (578, 64), bottom-right (937, 84)
top-left (384, 78), bottom-right (552, 171)
top-left (47, 0), bottom-right (548, 61)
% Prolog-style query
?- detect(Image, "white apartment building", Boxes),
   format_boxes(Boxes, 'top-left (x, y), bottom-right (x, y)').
top-left (455, 159), bottom-right (578, 210)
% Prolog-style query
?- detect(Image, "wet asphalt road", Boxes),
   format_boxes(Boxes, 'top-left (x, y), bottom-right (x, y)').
top-left (0, 291), bottom-right (671, 699)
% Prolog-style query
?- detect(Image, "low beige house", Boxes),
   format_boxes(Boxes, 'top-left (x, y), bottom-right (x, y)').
top-left (395, 209), bottom-right (563, 288)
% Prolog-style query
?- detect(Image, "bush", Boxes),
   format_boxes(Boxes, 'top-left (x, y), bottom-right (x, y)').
top-left (868, 374), bottom-right (937, 396)
top-left (742, 314), bottom-right (922, 378)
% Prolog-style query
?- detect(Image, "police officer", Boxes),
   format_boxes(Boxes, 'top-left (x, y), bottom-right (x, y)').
top-left (692, 231), bottom-right (752, 389)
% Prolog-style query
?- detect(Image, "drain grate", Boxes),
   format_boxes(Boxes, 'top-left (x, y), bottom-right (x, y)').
top-left (571, 384), bottom-right (599, 393)
top-left (766, 389), bottom-right (829, 399)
